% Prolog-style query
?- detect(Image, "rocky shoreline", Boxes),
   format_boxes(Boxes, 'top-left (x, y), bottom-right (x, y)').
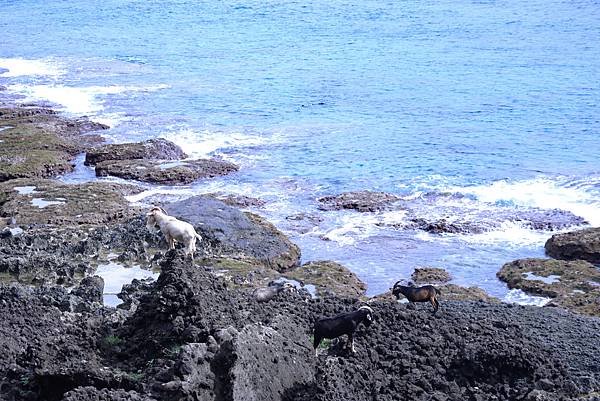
top-left (1, 105), bottom-right (600, 400)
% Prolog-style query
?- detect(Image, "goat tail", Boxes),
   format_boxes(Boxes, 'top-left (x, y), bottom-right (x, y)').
top-left (435, 287), bottom-right (441, 295)
top-left (195, 233), bottom-right (203, 241)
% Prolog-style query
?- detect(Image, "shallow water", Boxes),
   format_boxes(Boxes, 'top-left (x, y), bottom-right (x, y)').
top-left (1, 0), bottom-right (599, 300)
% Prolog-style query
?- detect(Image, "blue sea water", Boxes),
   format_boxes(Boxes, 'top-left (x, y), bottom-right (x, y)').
top-left (1, 0), bottom-right (599, 300)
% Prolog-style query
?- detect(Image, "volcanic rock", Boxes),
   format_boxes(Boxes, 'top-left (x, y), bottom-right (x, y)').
top-left (95, 158), bottom-right (238, 185)
top-left (84, 138), bottom-right (187, 166)
top-left (411, 267), bottom-right (452, 284)
top-left (498, 258), bottom-right (600, 316)
top-left (164, 195), bottom-right (300, 271)
top-left (0, 178), bottom-right (140, 226)
top-left (317, 191), bottom-right (400, 212)
top-left (0, 107), bottom-right (107, 181)
top-left (284, 260), bottom-right (367, 298)
top-left (545, 227), bottom-right (600, 263)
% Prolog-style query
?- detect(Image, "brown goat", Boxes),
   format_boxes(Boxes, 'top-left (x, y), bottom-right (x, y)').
top-left (392, 281), bottom-right (441, 314)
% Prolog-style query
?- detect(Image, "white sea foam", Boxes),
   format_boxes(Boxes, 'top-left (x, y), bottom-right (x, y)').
top-left (320, 213), bottom-right (381, 246)
top-left (502, 289), bottom-right (552, 307)
top-left (459, 221), bottom-right (553, 247)
top-left (453, 177), bottom-right (600, 226)
top-left (0, 57), bottom-right (65, 77)
top-left (164, 128), bottom-right (275, 159)
top-left (6, 83), bottom-right (168, 118)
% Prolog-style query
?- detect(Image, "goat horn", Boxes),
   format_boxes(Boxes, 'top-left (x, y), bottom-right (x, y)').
top-left (358, 305), bottom-right (373, 313)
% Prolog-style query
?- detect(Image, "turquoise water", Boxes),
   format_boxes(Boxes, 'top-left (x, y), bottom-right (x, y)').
top-left (1, 0), bottom-right (599, 299)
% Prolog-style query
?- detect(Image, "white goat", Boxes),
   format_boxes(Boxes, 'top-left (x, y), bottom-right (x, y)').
top-left (146, 207), bottom-right (202, 258)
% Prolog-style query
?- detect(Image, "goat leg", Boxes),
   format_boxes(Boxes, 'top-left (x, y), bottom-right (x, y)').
top-left (348, 333), bottom-right (355, 353)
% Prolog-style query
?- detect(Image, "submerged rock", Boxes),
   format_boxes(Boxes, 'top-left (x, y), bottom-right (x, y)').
top-left (95, 158), bottom-right (238, 184)
top-left (317, 191), bottom-right (401, 212)
top-left (498, 258), bottom-right (600, 316)
top-left (84, 138), bottom-right (187, 166)
top-left (545, 227), bottom-right (600, 263)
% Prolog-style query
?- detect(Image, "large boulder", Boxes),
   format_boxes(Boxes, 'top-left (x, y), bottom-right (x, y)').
top-left (0, 107), bottom-right (107, 181)
top-left (165, 196), bottom-right (300, 271)
top-left (545, 227), bottom-right (600, 263)
top-left (95, 158), bottom-right (238, 185)
top-left (84, 138), bottom-right (186, 166)
top-left (498, 258), bottom-right (600, 316)
top-left (211, 323), bottom-right (314, 401)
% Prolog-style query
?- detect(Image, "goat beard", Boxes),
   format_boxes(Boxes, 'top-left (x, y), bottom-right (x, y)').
top-left (145, 219), bottom-right (160, 233)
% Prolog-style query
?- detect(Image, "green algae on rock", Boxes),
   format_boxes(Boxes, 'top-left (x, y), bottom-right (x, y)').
top-left (0, 178), bottom-right (141, 226)
top-left (498, 258), bottom-right (600, 316)
top-left (0, 107), bottom-right (107, 181)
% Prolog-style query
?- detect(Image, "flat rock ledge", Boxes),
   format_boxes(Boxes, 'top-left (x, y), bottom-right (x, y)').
top-left (0, 178), bottom-right (141, 226)
top-left (545, 227), bottom-right (600, 263)
top-left (95, 158), bottom-right (239, 184)
top-left (0, 106), bottom-right (107, 181)
top-left (498, 258), bottom-right (600, 316)
top-left (84, 138), bottom-right (187, 165)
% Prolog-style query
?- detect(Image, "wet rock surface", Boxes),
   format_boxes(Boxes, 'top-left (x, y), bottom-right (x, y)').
top-left (95, 158), bottom-right (238, 184)
top-left (545, 227), bottom-right (600, 263)
top-left (317, 191), bottom-right (401, 212)
top-left (1, 254), bottom-right (599, 401)
top-left (498, 258), bottom-right (600, 316)
top-left (0, 107), bottom-right (107, 181)
top-left (0, 178), bottom-right (141, 226)
top-left (165, 195), bottom-right (301, 271)
top-left (411, 267), bottom-right (452, 284)
top-left (84, 138), bottom-right (187, 166)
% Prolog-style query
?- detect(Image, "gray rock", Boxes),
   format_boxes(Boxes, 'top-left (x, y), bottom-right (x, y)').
top-left (317, 190), bottom-right (400, 212)
top-left (165, 195), bottom-right (300, 271)
top-left (85, 138), bottom-right (187, 166)
top-left (545, 227), bottom-right (600, 263)
top-left (95, 158), bottom-right (238, 184)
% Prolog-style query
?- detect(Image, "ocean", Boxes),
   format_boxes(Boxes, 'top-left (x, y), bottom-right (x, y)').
top-left (1, 0), bottom-right (599, 302)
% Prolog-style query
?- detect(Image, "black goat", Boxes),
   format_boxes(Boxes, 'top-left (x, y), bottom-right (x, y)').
top-left (313, 306), bottom-right (374, 356)
top-left (392, 281), bottom-right (441, 314)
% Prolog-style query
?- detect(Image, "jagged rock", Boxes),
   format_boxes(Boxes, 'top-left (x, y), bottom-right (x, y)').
top-left (411, 267), bottom-right (452, 284)
top-left (84, 138), bottom-right (187, 166)
top-left (317, 191), bottom-right (400, 212)
top-left (72, 275), bottom-right (104, 304)
top-left (498, 258), bottom-right (600, 316)
top-left (95, 158), bottom-right (238, 184)
top-left (545, 227), bottom-right (600, 263)
top-left (165, 196), bottom-right (300, 271)
top-left (61, 387), bottom-right (157, 401)
top-left (212, 323), bottom-right (314, 401)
